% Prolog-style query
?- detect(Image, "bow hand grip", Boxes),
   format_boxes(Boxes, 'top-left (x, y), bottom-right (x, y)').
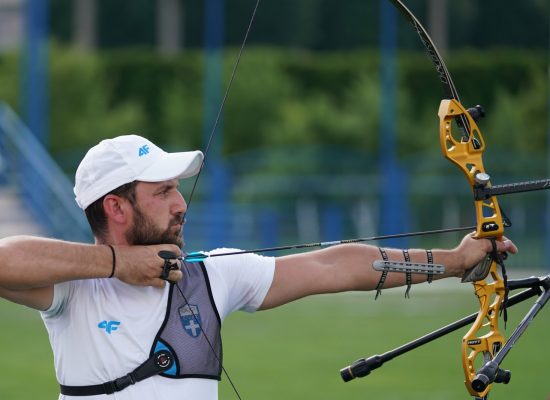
top-left (462, 253), bottom-right (493, 283)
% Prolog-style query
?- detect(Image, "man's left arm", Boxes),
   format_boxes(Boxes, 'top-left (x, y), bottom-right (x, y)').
top-left (260, 234), bottom-right (517, 310)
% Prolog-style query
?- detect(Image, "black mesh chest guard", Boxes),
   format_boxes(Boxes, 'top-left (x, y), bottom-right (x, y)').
top-left (152, 260), bottom-right (223, 380)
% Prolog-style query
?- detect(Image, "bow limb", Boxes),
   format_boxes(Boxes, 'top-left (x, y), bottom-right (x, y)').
top-left (439, 99), bottom-right (507, 398)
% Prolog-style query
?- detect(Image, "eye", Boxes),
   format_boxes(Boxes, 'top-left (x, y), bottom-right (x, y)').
top-left (156, 187), bottom-right (170, 197)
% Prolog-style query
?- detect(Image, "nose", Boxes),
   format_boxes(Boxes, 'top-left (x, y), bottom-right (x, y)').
top-left (173, 190), bottom-right (187, 216)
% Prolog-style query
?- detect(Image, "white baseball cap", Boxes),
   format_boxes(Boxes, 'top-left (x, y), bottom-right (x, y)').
top-left (74, 135), bottom-right (204, 209)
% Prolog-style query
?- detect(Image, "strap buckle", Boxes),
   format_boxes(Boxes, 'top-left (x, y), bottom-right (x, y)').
top-left (102, 373), bottom-right (136, 394)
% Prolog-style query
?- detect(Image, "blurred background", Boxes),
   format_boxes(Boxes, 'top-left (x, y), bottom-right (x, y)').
top-left (1, 1), bottom-right (550, 399)
top-left (0, 0), bottom-right (549, 268)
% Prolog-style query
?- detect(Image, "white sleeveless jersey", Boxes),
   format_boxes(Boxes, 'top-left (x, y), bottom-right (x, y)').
top-left (40, 249), bottom-right (275, 400)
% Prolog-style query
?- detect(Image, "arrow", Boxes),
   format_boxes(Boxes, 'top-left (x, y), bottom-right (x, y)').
top-left (182, 225), bottom-right (476, 263)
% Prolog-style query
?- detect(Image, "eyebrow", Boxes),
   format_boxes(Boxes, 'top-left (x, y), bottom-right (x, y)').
top-left (155, 181), bottom-right (179, 193)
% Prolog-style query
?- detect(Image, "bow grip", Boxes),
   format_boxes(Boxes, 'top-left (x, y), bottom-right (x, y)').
top-left (462, 253), bottom-right (493, 283)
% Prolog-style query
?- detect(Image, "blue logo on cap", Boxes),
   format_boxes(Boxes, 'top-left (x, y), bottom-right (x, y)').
top-left (138, 144), bottom-right (150, 157)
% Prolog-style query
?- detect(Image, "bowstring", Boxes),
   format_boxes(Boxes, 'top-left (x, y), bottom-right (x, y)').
top-left (184, 0), bottom-right (262, 219)
top-left (178, 2), bottom-right (262, 398)
top-left (173, 273), bottom-right (243, 400)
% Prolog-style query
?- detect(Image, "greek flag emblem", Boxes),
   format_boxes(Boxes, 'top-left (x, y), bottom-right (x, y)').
top-left (179, 304), bottom-right (202, 338)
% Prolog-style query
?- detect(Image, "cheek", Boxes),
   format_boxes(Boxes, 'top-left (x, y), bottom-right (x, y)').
top-left (138, 199), bottom-right (168, 221)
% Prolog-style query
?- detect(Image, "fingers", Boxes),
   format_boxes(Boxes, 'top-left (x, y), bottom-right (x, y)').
top-left (150, 270), bottom-right (183, 288)
top-left (457, 233), bottom-right (518, 276)
top-left (114, 244), bottom-right (183, 287)
top-left (167, 269), bottom-right (183, 282)
top-left (496, 237), bottom-right (518, 255)
top-left (157, 244), bottom-right (181, 258)
top-left (157, 247), bottom-right (183, 282)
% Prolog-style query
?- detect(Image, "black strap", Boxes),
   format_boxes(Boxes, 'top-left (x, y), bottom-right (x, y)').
top-left (489, 238), bottom-right (509, 326)
top-left (375, 248), bottom-right (389, 300)
top-left (60, 350), bottom-right (173, 396)
top-left (403, 250), bottom-right (412, 298)
top-left (426, 250), bottom-right (434, 283)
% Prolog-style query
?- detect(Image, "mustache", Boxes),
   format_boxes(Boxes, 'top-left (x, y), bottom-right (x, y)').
top-left (170, 216), bottom-right (185, 227)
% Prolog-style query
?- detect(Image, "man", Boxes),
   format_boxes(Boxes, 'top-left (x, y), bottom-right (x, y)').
top-left (0, 134), bottom-right (517, 399)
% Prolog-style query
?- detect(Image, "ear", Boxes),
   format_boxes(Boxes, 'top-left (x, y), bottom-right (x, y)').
top-left (103, 194), bottom-right (131, 224)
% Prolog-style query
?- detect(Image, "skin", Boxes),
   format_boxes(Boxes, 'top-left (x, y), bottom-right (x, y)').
top-left (0, 237), bottom-right (181, 310)
top-left (0, 178), bottom-right (518, 314)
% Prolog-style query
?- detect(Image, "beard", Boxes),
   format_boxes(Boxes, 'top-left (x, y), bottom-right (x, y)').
top-left (125, 204), bottom-right (184, 248)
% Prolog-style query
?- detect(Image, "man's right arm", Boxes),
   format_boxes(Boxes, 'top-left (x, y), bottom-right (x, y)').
top-left (0, 235), bottom-right (182, 310)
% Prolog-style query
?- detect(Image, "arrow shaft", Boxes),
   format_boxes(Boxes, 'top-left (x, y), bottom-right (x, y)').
top-left (191, 225), bottom-right (476, 261)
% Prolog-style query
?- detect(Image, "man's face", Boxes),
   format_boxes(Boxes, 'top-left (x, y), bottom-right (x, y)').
top-left (124, 180), bottom-right (186, 248)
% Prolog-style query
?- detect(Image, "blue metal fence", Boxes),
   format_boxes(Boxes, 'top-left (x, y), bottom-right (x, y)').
top-left (0, 102), bottom-right (92, 242)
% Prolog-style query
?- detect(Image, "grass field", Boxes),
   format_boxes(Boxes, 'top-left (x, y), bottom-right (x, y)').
top-left (1, 279), bottom-right (549, 400)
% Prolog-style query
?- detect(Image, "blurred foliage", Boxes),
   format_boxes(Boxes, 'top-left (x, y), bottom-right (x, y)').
top-left (48, 47), bottom-right (147, 170)
top-left (0, 45), bottom-right (547, 175)
top-left (485, 71), bottom-right (549, 158)
top-left (49, 0), bottom-right (549, 51)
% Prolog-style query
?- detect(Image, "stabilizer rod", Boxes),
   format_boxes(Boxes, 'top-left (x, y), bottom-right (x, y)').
top-left (340, 281), bottom-right (544, 382)
top-left (471, 275), bottom-right (550, 392)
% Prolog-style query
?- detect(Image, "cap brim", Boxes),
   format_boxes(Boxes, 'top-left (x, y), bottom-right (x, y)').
top-left (136, 150), bottom-right (204, 182)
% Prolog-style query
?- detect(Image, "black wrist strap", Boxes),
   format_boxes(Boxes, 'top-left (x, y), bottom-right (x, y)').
top-left (107, 244), bottom-right (116, 278)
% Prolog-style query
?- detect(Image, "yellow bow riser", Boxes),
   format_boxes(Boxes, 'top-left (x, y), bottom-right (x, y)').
top-left (461, 262), bottom-right (507, 397)
top-left (439, 98), bottom-right (507, 397)
top-left (438, 99), bottom-right (505, 240)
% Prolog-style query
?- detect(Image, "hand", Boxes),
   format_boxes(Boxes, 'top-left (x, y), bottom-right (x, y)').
top-left (452, 233), bottom-right (518, 277)
top-left (114, 244), bottom-right (183, 288)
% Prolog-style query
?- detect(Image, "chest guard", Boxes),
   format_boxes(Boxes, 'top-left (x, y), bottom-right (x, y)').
top-left (152, 260), bottom-right (223, 380)
top-left (59, 260), bottom-right (222, 397)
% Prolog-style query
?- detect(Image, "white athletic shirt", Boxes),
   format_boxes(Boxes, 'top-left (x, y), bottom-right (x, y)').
top-left (40, 249), bottom-right (275, 400)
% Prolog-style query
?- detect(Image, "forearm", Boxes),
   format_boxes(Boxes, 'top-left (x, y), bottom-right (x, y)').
top-left (315, 244), bottom-right (465, 292)
top-left (0, 235), bottom-right (112, 290)
top-left (264, 235), bottom-right (514, 310)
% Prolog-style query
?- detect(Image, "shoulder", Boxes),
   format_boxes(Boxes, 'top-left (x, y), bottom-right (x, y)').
top-left (203, 248), bottom-right (275, 272)
top-left (201, 249), bottom-right (276, 314)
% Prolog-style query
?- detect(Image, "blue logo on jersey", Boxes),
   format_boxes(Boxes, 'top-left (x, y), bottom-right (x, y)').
top-left (179, 305), bottom-right (202, 338)
top-left (138, 144), bottom-right (150, 157)
top-left (98, 320), bottom-right (120, 334)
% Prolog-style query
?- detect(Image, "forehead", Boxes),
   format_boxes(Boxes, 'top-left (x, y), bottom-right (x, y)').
top-left (135, 179), bottom-right (179, 192)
